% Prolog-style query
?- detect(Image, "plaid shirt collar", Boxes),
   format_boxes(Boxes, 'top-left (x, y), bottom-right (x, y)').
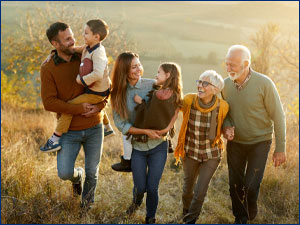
top-left (52, 50), bottom-right (80, 65)
top-left (234, 68), bottom-right (252, 91)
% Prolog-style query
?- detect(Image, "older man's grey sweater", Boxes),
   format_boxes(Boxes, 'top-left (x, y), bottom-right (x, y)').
top-left (222, 70), bottom-right (286, 153)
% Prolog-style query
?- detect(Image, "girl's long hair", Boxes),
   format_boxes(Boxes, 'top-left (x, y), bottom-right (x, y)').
top-left (159, 62), bottom-right (183, 108)
top-left (111, 51), bottom-right (139, 119)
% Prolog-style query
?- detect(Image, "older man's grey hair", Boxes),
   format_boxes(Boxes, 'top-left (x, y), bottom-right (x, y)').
top-left (199, 70), bottom-right (224, 93)
top-left (227, 45), bottom-right (251, 67)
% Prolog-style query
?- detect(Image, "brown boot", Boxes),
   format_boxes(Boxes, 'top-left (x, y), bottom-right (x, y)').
top-left (111, 156), bottom-right (131, 172)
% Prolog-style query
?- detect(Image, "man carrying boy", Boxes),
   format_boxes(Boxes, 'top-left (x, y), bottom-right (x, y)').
top-left (40, 22), bottom-right (107, 209)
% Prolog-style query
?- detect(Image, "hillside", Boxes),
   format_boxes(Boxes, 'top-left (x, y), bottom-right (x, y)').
top-left (1, 1), bottom-right (298, 94)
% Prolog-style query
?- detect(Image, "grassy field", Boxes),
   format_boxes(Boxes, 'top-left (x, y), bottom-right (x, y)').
top-left (1, 103), bottom-right (299, 224)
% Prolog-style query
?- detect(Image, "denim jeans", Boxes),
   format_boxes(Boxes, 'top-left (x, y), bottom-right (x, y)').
top-left (227, 140), bottom-right (272, 221)
top-left (57, 123), bottom-right (103, 204)
top-left (131, 141), bottom-right (168, 218)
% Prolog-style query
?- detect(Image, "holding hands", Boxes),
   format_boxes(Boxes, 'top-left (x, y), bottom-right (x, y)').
top-left (223, 126), bottom-right (235, 140)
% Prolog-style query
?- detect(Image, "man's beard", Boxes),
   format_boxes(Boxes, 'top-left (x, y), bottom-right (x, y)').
top-left (60, 44), bottom-right (75, 55)
top-left (228, 65), bottom-right (244, 81)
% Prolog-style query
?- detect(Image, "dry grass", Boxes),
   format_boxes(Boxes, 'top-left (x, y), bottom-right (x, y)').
top-left (1, 104), bottom-right (299, 224)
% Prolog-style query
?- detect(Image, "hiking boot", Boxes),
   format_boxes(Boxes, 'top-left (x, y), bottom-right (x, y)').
top-left (72, 167), bottom-right (84, 197)
top-left (111, 156), bottom-right (131, 172)
top-left (40, 139), bottom-right (61, 153)
top-left (145, 217), bottom-right (156, 224)
top-left (126, 202), bottom-right (139, 216)
top-left (104, 124), bottom-right (115, 138)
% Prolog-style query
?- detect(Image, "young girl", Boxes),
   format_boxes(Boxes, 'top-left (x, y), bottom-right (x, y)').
top-left (111, 53), bottom-right (182, 223)
top-left (111, 62), bottom-right (182, 173)
top-left (174, 70), bottom-right (229, 224)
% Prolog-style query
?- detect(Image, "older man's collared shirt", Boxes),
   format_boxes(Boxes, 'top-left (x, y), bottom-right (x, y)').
top-left (113, 78), bottom-right (166, 151)
top-left (234, 69), bottom-right (252, 91)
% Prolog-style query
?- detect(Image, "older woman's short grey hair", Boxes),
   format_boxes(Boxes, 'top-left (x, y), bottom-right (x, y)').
top-left (199, 70), bottom-right (224, 92)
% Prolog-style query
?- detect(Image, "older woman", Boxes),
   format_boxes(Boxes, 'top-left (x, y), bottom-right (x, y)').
top-left (174, 70), bottom-right (229, 224)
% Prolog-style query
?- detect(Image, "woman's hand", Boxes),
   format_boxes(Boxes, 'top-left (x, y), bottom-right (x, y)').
top-left (144, 129), bottom-right (162, 139)
top-left (134, 94), bottom-right (143, 104)
top-left (128, 127), bottom-right (161, 139)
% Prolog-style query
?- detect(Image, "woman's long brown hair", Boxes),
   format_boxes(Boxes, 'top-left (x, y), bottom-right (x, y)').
top-left (110, 51), bottom-right (139, 119)
top-left (159, 62), bottom-right (183, 108)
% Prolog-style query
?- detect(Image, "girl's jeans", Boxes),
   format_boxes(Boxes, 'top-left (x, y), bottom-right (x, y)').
top-left (131, 141), bottom-right (168, 218)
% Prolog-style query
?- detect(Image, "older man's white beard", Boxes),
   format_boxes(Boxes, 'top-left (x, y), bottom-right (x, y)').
top-left (228, 67), bottom-right (245, 81)
top-left (228, 72), bottom-right (242, 81)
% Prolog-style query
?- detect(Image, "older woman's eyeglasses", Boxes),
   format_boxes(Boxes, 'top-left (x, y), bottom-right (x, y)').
top-left (196, 80), bottom-right (216, 88)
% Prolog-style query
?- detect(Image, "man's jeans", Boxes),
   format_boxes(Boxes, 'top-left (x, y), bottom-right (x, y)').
top-left (131, 141), bottom-right (168, 218)
top-left (58, 124), bottom-right (103, 204)
top-left (227, 140), bottom-right (272, 221)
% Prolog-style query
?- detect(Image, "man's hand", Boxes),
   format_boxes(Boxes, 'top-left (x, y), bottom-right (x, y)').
top-left (82, 104), bottom-right (100, 117)
top-left (272, 152), bottom-right (286, 167)
top-left (223, 126), bottom-right (235, 140)
top-left (82, 103), bottom-right (93, 113)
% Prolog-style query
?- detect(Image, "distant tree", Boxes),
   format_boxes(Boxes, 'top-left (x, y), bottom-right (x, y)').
top-left (250, 22), bottom-right (299, 126)
top-left (250, 23), bottom-right (279, 75)
top-left (274, 35), bottom-right (299, 81)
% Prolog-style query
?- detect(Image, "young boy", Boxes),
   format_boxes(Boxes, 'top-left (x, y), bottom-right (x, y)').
top-left (40, 19), bottom-right (115, 153)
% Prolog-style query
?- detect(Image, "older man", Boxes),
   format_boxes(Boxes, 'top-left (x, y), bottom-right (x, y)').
top-left (40, 22), bottom-right (107, 209)
top-left (222, 45), bottom-right (286, 224)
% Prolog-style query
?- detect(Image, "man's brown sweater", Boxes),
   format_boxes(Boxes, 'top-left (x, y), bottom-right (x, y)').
top-left (40, 52), bottom-right (103, 130)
